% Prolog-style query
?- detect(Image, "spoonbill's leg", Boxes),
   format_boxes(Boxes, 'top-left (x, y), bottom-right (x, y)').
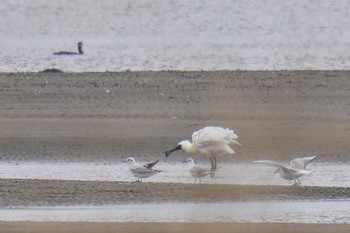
top-left (210, 156), bottom-right (217, 177)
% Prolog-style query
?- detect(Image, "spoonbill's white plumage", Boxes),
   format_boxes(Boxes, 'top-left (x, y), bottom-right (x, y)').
top-left (165, 126), bottom-right (241, 175)
top-left (254, 155), bottom-right (319, 185)
top-left (122, 157), bottom-right (162, 182)
top-left (183, 158), bottom-right (216, 184)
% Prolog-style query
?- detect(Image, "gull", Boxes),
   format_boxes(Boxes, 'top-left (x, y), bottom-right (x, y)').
top-left (288, 155), bottom-right (320, 170)
top-left (165, 126), bottom-right (241, 175)
top-left (183, 158), bottom-right (216, 184)
top-left (254, 155), bottom-right (319, 185)
top-left (122, 157), bottom-right (162, 182)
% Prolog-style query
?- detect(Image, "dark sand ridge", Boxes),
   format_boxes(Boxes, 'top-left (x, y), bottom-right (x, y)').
top-left (0, 179), bottom-right (349, 207)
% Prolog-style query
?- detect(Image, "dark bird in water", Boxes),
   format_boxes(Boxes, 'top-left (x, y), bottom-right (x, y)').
top-left (40, 68), bottom-right (64, 73)
top-left (53, 42), bottom-right (83, 55)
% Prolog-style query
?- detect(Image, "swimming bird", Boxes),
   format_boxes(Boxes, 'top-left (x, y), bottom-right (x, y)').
top-left (122, 157), bottom-right (162, 182)
top-left (53, 41), bottom-right (83, 55)
top-left (254, 155), bottom-right (319, 185)
top-left (183, 158), bottom-right (216, 184)
top-left (165, 126), bottom-right (241, 175)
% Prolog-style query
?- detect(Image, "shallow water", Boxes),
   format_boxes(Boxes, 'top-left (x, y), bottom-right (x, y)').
top-left (0, 200), bottom-right (349, 223)
top-left (0, 161), bottom-right (349, 187)
top-left (1, 0), bottom-right (350, 72)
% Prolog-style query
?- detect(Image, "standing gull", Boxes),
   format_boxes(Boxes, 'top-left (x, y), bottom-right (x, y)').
top-left (183, 158), bottom-right (216, 184)
top-left (122, 157), bottom-right (162, 182)
top-left (165, 126), bottom-right (241, 175)
top-left (254, 155), bottom-right (320, 185)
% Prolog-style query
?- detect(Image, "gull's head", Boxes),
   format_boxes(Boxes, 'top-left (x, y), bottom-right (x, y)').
top-left (122, 157), bottom-right (135, 164)
top-left (182, 157), bottom-right (194, 164)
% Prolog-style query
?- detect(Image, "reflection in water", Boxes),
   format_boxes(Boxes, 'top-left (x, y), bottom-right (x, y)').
top-left (0, 201), bottom-right (349, 223)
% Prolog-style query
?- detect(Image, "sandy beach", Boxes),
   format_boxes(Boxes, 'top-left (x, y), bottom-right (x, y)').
top-left (0, 70), bottom-right (349, 162)
top-left (0, 71), bottom-right (349, 232)
top-left (1, 222), bottom-right (349, 233)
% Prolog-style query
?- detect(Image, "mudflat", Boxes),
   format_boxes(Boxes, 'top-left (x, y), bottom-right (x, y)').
top-left (0, 71), bottom-right (349, 162)
top-left (0, 179), bottom-right (349, 207)
top-left (1, 222), bottom-right (349, 233)
top-left (0, 71), bottom-right (349, 232)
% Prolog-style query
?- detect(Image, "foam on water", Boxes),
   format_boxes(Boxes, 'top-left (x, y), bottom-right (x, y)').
top-left (1, 0), bottom-right (350, 72)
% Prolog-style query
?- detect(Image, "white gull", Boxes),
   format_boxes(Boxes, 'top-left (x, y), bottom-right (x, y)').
top-left (183, 158), bottom-right (216, 184)
top-left (254, 155), bottom-right (320, 186)
top-left (122, 157), bottom-right (162, 182)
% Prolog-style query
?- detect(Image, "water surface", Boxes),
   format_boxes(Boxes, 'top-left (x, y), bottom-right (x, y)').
top-left (0, 201), bottom-right (348, 223)
top-left (1, 0), bottom-right (350, 72)
top-left (0, 161), bottom-right (348, 187)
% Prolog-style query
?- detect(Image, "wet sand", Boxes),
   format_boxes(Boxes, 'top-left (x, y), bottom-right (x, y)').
top-left (1, 222), bottom-right (349, 233)
top-left (0, 71), bottom-right (349, 232)
top-left (0, 71), bottom-right (349, 163)
top-left (0, 179), bottom-right (349, 207)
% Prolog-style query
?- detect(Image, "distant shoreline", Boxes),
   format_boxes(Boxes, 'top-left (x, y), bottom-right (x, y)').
top-left (1, 69), bottom-right (350, 74)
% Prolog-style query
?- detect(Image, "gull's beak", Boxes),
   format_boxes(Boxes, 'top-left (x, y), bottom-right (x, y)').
top-left (165, 144), bottom-right (182, 157)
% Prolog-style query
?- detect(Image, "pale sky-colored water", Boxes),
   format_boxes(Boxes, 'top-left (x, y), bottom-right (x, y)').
top-left (1, 0), bottom-right (350, 72)
top-left (0, 201), bottom-right (349, 223)
top-left (0, 161), bottom-right (348, 187)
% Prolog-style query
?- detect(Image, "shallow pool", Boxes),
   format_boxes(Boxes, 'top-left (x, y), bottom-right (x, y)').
top-left (0, 200), bottom-right (349, 223)
top-left (0, 161), bottom-right (349, 187)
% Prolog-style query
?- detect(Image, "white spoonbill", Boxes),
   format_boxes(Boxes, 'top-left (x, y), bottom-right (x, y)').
top-left (122, 157), bottom-right (162, 182)
top-left (254, 155), bottom-right (320, 185)
top-left (183, 158), bottom-right (216, 184)
top-left (165, 126), bottom-right (241, 174)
